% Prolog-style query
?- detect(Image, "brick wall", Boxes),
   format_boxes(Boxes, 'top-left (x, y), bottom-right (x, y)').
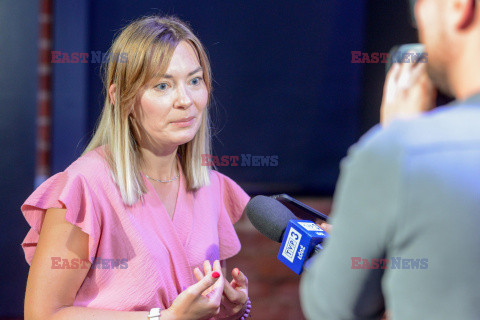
top-left (230, 197), bottom-right (333, 320)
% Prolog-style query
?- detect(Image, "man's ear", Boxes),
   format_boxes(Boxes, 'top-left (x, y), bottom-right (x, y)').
top-left (109, 84), bottom-right (117, 105)
top-left (454, 0), bottom-right (476, 29)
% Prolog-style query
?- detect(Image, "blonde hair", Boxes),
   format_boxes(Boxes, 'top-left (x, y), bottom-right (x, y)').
top-left (83, 16), bottom-right (212, 205)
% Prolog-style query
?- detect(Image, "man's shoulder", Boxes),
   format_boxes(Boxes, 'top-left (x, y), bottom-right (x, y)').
top-left (357, 105), bottom-right (480, 156)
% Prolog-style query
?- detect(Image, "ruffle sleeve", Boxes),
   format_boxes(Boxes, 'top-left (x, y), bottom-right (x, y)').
top-left (214, 171), bottom-right (250, 260)
top-left (21, 171), bottom-right (101, 265)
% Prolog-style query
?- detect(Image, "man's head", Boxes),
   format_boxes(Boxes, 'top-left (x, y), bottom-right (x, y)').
top-left (412, 0), bottom-right (480, 98)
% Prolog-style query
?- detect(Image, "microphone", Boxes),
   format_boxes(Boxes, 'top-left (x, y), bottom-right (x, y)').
top-left (245, 195), bottom-right (329, 274)
top-left (244, 195), bottom-right (294, 243)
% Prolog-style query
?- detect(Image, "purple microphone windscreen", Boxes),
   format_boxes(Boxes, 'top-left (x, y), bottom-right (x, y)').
top-left (244, 195), bottom-right (297, 243)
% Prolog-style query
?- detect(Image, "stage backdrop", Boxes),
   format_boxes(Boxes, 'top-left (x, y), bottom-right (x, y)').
top-left (52, 0), bottom-right (366, 196)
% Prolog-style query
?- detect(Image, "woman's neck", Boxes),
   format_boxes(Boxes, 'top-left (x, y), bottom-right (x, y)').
top-left (139, 146), bottom-right (179, 181)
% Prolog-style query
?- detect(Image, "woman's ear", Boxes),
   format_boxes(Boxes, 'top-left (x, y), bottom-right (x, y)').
top-left (109, 84), bottom-right (117, 105)
top-left (129, 104), bottom-right (136, 120)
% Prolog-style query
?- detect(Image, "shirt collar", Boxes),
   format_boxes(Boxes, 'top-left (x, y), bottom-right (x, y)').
top-left (448, 92), bottom-right (480, 107)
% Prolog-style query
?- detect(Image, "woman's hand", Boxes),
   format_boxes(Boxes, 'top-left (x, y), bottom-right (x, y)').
top-left (380, 58), bottom-right (436, 127)
top-left (162, 270), bottom-right (224, 320)
top-left (194, 260), bottom-right (248, 320)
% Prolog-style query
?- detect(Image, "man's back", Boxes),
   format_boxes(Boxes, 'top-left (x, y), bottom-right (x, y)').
top-left (384, 98), bottom-right (480, 318)
top-left (301, 96), bottom-right (480, 319)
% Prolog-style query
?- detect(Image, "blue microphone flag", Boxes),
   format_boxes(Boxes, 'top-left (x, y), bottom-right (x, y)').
top-left (277, 220), bottom-right (329, 274)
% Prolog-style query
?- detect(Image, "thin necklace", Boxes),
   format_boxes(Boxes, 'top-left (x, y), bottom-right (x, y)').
top-left (145, 172), bottom-right (180, 183)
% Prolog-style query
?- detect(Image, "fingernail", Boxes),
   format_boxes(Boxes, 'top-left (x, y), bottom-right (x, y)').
top-left (212, 271), bottom-right (220, 278)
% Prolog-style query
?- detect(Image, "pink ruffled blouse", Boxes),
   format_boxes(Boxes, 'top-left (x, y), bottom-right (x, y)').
top-left (20, 147), bottom-right (250, 311)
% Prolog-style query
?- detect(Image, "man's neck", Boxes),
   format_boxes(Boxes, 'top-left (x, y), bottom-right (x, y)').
top-left (450, 41), bottom-right (480, 100)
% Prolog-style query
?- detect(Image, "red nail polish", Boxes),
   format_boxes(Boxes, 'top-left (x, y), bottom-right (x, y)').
top-left (212, 271), bottom-right (220, 278)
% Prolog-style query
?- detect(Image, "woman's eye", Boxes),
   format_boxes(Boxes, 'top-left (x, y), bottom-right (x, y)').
top-left (190, 77), bottom-right (202, 85)
top-left (155, 83), bottom-right (169, 91)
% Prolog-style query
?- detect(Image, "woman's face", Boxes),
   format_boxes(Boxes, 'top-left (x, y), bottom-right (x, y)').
top-left (133, 41), bottom-right (208, 152)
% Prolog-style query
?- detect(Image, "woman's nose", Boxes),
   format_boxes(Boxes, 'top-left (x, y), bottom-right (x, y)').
top-left (173, 84), bottom-right (192, 109)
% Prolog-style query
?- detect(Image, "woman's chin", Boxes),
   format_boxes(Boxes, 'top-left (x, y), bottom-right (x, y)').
top-left (172, 133), bottom-right (197, 147)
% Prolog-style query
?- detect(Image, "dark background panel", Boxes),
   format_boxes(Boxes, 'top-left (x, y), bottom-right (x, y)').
top-left (51, 0), bottom-right (90, 173)
top-left (0, 0), bottom-right (39, 316)
top-left (86, 0), bottom-right (366, 196)
top-left (361, 0), bottom-right (418, 133)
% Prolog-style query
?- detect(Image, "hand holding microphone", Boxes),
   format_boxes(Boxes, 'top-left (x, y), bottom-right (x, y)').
top-left (317, 221), bottom-right (332, 233)
top-left (381, 44), bottom-right (438, 126)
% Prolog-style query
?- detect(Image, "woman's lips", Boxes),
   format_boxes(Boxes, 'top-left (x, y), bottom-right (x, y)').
top-left (171, 116), bottom-right (195, 127)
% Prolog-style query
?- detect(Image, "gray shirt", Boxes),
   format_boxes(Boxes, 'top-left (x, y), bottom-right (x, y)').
top-left (300, 94), bottom-right (480, 320)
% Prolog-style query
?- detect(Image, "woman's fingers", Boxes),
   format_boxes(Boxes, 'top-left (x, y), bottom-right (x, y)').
top-left (194, 264), bottom-right (223, 297)
top-left (231, 268), bottom-right (248, 289)
top-left (223, 279), bottom-right (246, 304)
top-left (198, 262), bottom-right (248, 305)
top-left (220, 268), bottom-right (248, 306)
top-left (203, 260), bottom-right (213, 274)
top-left (190, 271), bottom-right (221, 297)
top-left (193, 267), bottom-right (204, 282)
top-left (208, 271), bottom-right (225, 304)
top-left (212, 259), bottom-right (222, 272)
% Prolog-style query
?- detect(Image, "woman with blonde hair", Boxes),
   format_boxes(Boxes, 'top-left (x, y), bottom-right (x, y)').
top-left (21, 15), bottom-right (251, 320)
